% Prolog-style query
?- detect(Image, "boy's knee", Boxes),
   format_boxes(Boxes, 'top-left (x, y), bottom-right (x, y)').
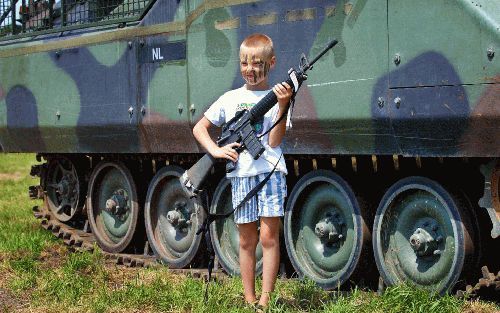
top-left (260, 231), bottom-right (279, 249)
top-left (239, 226), bottom-right (259, 251)
top-left (240, 236), bottom-right (259, 251)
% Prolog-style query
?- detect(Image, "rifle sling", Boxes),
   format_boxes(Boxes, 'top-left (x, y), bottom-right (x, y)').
top-left (257, 95), bottom-right (295, 139)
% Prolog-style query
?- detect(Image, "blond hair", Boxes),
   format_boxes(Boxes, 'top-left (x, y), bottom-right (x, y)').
top-left (240, 33), bottom-right (275, 59)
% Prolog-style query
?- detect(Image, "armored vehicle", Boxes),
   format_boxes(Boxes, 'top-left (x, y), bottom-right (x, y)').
top-left (1, 0), bottom-right (498, 294)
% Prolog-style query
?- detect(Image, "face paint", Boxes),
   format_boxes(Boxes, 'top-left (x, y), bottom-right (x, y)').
top-left (239, 49), bottom-right (274, 90)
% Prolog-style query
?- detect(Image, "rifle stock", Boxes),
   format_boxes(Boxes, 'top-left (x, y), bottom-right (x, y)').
top-left (180, 154), bottom-right (216, 197)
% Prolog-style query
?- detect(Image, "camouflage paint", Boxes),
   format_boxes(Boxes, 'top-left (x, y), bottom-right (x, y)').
top-left (138, 1), bottom-right (193, 152)
top-left (305, 0), bottom-right (388, 155)
top-left (0, 0), bottom-right (498, 157)
top-left (0, 52), bottom-right (80, 152)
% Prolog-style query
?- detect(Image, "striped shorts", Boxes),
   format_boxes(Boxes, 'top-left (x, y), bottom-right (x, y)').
top-left (230, 172), bottom-right (287, 224)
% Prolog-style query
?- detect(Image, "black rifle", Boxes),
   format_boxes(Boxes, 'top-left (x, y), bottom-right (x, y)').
top-left (181, 39), bottom-right (338, 196)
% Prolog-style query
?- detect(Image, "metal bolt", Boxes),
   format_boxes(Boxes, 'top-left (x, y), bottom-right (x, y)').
top-left (128, 41), bottom-right (133, 49)
top-left (56, 111), bottom-right (61, 120)
top-left (190, 104), bottom-right (196, 114)
top-left (128, 106), bottom-right (134, 117)
top-left (394, 97), bottom-right (401, 109)
top-left (106, 199), bottom-right (117, 211)
top-left (178, 103), bottom-right (183, 114)
top-left (487, 47), bottom-right (494, 60)
top-left (377, 97), bottom-right (384, 108)
top-left (394, 54), bottom-right (401, 65)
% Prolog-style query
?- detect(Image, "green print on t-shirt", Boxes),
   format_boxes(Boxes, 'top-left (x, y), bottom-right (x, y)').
top-left (235, 102), bottom-right (264, 135)
top-left (236, 102), bottom-right (254, 110)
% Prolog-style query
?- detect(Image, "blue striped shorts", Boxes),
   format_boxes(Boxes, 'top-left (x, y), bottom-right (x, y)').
top-left (230, 172), bottom-right (287, 224)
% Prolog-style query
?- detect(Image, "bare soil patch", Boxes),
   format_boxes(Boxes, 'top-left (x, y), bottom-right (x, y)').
top-left (38, 245), bottom-right (69, 270)
top-left (0, 172), bottom-right (23, 181)
top-left (0, 287), bottom-right (28, 312)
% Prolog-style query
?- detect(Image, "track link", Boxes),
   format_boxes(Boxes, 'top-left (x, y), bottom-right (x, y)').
top-left (33, 205), bottom-right (224, 281)
top-left (456, 266), bottom-right (500, 302)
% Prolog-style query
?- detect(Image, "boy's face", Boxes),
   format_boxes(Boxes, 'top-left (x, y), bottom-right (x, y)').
top-left (239, 47), bottom-right (275, 89)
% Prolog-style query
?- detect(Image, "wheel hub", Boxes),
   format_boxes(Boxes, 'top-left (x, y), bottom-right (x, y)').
top-left (54, 173), bottom-right (77, 213)
top-left (166, 201), bottom-right (191, 232)
top-left (56, 177), bottom-right (70, 195)
top-left (409, 221), bottom-right (443, 257)
top-left (104, 189), bottom-right (129, 221)
top-left (314, 211), bottom-right (345, 246)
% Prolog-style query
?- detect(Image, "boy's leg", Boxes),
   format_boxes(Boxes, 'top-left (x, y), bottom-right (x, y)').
top-left (232, 176), bottom-right (260, 303)
top-left (238, 221), bottom-right (259, 303)
top-left (259, 216), bottom-right (281, 307)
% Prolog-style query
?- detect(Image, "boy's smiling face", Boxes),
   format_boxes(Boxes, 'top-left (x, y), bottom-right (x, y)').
top-left (239, 46), bottom-right (275, 90)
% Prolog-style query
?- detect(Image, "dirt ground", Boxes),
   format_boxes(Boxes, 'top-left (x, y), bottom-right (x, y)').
top-left (0, 287), bottom-right (27, 312)
top-left (0, 172), bottom-right (23, 181)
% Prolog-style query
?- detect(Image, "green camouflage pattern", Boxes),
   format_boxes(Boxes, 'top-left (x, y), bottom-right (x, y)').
top-left (0, 0), bottom-right (499, 156)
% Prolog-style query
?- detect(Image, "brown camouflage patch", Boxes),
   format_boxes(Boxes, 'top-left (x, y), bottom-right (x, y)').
top-left (460, 82), bottom-right (500, 156)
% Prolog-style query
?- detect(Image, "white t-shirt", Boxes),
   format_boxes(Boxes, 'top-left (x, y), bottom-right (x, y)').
top-left (204, 86), bottom-right (288, 178)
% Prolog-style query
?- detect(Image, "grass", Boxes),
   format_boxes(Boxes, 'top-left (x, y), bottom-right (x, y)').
top-left (0, 153), bottom-right (498, 312)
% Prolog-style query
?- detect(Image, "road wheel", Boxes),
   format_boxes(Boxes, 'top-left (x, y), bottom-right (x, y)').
top-left (145, 165), bottom-right (205, 268)
top-left (373, 176), bottom-right (477, 294)
top-left (87, 161), bottom-right (139, 253)
top-left (284, 170), bottom-right (371, 289)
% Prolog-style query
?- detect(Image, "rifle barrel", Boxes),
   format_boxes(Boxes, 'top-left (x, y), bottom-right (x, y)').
top-left (304, 39), bottom-right (338, 71)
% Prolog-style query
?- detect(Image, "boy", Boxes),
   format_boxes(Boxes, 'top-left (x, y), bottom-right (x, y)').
top-left (193, 33), bottom-right (292, 308)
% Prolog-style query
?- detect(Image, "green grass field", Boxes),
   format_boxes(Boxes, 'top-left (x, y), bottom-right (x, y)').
top-left (0, 153), bottom-right (497, 312)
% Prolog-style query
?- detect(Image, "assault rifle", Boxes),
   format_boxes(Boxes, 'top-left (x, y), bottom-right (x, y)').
top-left (181, 39), bottom-right (338, 196)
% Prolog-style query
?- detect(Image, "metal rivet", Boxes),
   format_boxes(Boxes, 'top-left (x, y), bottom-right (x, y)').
top-left (178, 103), bottom-right (183, 114)
top-left (55, 50), bottom-right (61, 58)
top-left (141, 106), bottom-right (146, 116)
top-left (377, 97), bottom-right (385, 108)
top-left (190, 104), bottom-right (196, 114)
top-left (487, 47), bottom-right (494, 60)
top-left (128, 106), bottom-right (134, 116)
top-left (56, 111), bottom-right (61, 119)
top-left (394, 54), bottom-right (401, 65)
top-left (128, 41), bottom-right (133, 49)
top-left (394, 97), bottom-right (401, 109)
top-left (140, 40), bottom-right (145, 47)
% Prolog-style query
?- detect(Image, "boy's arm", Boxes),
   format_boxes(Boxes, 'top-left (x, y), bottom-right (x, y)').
top-left (193, 116), bottom-right (240, 162)
top-left (268, 82), bottom-right (293, 148)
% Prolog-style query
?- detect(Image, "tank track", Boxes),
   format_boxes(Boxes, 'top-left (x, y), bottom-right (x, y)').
top-left (456, 266), bottom-right (500, 302)
top-left (32, 205), bottom-right (225, 281)
top-left (34, 203), bottom-right (499, 301)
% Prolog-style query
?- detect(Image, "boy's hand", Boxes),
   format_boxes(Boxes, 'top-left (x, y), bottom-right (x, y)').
top-left (273, 82), bottom-right (293, 109)
top-left (210, 142), bottom-right (241, 162)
